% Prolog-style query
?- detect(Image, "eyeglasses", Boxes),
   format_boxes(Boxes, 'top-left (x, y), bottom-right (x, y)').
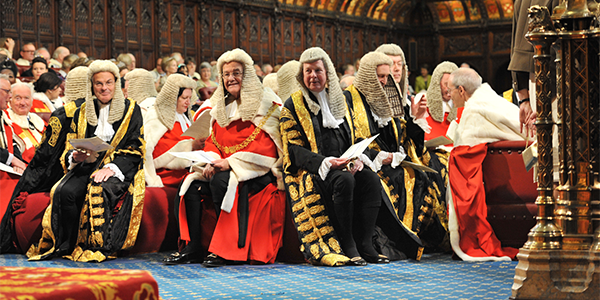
top-left (0, 88), bottom-right (11, 94)
top-left (21, 50), bottom-right (34, 53)
top-left (222, 71), bottom-right (243, 79)
top-left (448, 85), bottom-right (461, 93)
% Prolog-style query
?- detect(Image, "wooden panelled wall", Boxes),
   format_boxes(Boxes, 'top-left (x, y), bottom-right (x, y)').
top-left (0, 0), bottom-right (513, 91)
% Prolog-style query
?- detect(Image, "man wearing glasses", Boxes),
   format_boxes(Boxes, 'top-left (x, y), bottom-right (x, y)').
top-left (16, 43), bottom-right (36, 67)
top-left (445, 67), bottom-right (525, 261)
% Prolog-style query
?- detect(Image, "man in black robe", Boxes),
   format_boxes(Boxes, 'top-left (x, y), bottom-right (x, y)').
top-left (0, 67), bottom-right (89, 253)
top-left (280, 47), bottom-right (387, 266)
top-left (27, 61), bottom-right (145, 262)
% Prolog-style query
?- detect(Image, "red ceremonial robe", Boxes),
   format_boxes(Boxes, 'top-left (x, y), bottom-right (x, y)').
top-left (424, 107), bottom-right (463, 145)
top-left (4, 110), bottom-right (45, 163)
top-left (29, 99), bottom-right (52, 114)
top-left (203, 119), bottom-right (285, 264)
top-left (448, 144), bottom-right (519, 259)
top-left (152, 124), bottom-right (194, 187)
top-left (0, 119), bottom-right (19, 219)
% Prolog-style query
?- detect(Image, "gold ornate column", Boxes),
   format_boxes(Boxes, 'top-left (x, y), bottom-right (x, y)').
top-left (511, 4), bottom-right (600, 299)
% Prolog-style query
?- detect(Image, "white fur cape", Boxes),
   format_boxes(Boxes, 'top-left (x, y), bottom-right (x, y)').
top-left (179, 88), bottom-right (284, 213)
top-left (143, 106), bottom-right (193, 187)
top-left (447, 83), bottom-right (525, 147)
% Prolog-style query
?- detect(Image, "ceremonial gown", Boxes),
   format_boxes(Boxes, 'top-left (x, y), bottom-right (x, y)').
top-left (178, 91), bottom-right (285, 264)
top-left (3, 109), bottom-right (45, 163)
top-left (344, 86), bottom-right (448, 257)
top-left (446, 83), bottom-right (524, 261)
top-left (26, 98), bottom-right (145, 262)
top-left (0, 110), bottom-right (23, 225)
top-left (144, 107), bottom-right (194, 188)
top-left (0, 99), bottom-right (84, 253)
top-left (281, 90), bottom-right (386, 266)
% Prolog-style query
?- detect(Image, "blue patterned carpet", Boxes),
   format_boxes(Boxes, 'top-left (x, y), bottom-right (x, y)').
top-left (0, 252), bottom-right (518, 299)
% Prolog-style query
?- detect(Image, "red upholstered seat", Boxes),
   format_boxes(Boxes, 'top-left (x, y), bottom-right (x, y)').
top-left (482, 140), bottom-right (538, 248)
top-left (12, 187), bottom-right (183, 254)
top-left (16, 64), bottom-right (29, 76)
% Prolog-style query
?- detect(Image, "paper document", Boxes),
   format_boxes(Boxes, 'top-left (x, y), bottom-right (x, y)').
top-left (424, 135), bottom-right (453, 148)
top-left (69, 136), bottom-right (113, 152)
top-left (341, 134), bottom-right (379, 159)
top-left (169, 150), bottom-right (216, 163)
top-left (401, 160), bottom-right (438, 173)
top-left (0, 162), bottom-right (22, 176)
top-left (183, 109), bottom-right (212, 139)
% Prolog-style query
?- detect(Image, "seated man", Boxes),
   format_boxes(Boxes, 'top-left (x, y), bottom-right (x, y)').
top-left (344, 51), bottom-right (448, 259)
top-left (446, 68), bottom-right (525, 261)
top-left (165, 49), bottom-right (285, 266)
top-left (281, 47), bottom-right (385, 266)
top-left (4, 83), bottom-right (45, 163)
top-left (27, 60), bottom-right (144, 262)
top-left (375, 44), bottom-right (449, 251)
top-left (0, 68), bottom-right (88, 253)
top-left (425, 61), bottom-right (459, 143)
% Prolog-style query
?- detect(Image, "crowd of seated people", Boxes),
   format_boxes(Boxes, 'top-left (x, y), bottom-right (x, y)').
top-left (0, 41), bottom-right (530, 266)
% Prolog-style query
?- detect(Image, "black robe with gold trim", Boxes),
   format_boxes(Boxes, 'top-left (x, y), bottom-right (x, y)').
top-left (26, 98), bottom-right (145, 262)
top-left (345, 85), bottom-right (449, 253)
top-left (280, 90), bottom-right (356, 266)
top-left (0, 99), bottom-right (84, 253)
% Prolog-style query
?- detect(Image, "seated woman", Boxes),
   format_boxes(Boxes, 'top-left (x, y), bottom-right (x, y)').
top-left (164, 49), bottom-right (285, 266)
top-left (32, 72), bottom-right (63, 122)
top-left (144, 73), bottom-right (203, 188)
top-left (26, 57), bottom-right (53, 121)
top-left (195, 62), bottom-right (218, 90)
top-left (3, 82), bottom-right (44, 163)
top-left (0, 59), bottom-right (19, 84)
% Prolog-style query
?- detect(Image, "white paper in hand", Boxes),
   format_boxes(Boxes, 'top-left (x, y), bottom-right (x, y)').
top-left (169, 150), bottom-right (216, 163)
top-left (69, 136), bottom-right (114, 152)
top-left (341, 134), bottom-right (379, 159)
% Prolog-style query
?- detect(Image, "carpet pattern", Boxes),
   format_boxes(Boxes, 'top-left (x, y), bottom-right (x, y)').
top-left (0, 253), bottom-right (518, 299)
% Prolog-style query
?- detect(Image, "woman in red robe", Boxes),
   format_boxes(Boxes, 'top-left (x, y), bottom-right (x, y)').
top-left (144, 74), bottom-right (201, 188)
top-left (164, 49), bottom-right (285, 266)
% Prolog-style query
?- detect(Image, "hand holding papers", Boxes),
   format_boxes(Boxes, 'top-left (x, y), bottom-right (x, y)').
top-left (69, 136), bottom-right (114, 152)
top-left (0, 162), bottom-right (22, 176)
top-left (169, 150), bottom-right (216, 164)
top-left (341, 134), bottom-right (379, 159)
top-left (424, 135), bottom-right (453, 148)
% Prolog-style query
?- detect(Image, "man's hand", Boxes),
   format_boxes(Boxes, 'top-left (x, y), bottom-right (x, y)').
top-left (202, 163), bottom-right (216, 179)
top-left (519, 101), bottom-right (534, 134)
top-left (525, 111), bottom-right (537, 137)
top-left (211, 159), bottom-right (230, 171)
top-left (91, 168), bottom-right (115, 183)
top-left (3, 38), bottom-right (14, 53)
top-left (349, 159), bottom-right (363, 175)
top-left (192, 138), bottom-right (206, 150)
top-left (11, 157), bottom-right (26, 174)
top-left (73, 149), bottom-right (98, 163)
top-left (411, 94), bottom-right (428, 120)
top-left (329, 158), bottom-right (349, 170)
top-left (382, 153), bottom-right (393, 165)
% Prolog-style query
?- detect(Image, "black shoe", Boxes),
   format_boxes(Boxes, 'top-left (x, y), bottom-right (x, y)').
top-left (362, 253), bottom-right (390, 264)
top-left (163, 251), bottom-right (203, 265)
top-left (345, 256), bottom-right (368, 266)
top-left (202, 253), bottom-right (227, 268)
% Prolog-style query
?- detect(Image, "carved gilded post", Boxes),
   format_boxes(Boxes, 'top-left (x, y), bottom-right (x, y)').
top-left (554, 0), bottom-right (598, 250)
top-left (523, 6), bottom-right (562, 251)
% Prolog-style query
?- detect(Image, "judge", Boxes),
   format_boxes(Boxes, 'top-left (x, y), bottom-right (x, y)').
top-left (27, 60), bottom-right (145, 262)
top-left (425, 61), bottom-right (460, 143)
top-left (124, 68), bottom-right (158, 117)
top-left (165, 49), bottom-right (285, 266)
top-left (0, 67), bottom-right (88, 253)
top-left (144, 74), bottom-right (202, 188)
top-left (280, 47), bottom-right (385, 266)
top-left (446, 67), bottom-right (524, 261)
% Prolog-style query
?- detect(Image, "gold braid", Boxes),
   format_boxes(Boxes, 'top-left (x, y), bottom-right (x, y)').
top-left (211, 104), bottom-right (277, 155)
